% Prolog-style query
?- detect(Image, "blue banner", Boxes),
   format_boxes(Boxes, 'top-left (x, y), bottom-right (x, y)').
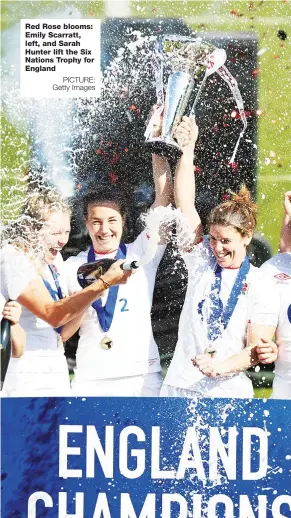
top-left (1, 397), bottom-right (291, 517)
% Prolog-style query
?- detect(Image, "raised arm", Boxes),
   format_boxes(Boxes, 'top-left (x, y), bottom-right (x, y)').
top-left (151, 154), bottom-right (174, 208)
top-left (173, 116), bottom-right (202, 241)
top-left (280, 190), bottom-right (291, 252)
top-left (150, 105), bottom-right (174, 209)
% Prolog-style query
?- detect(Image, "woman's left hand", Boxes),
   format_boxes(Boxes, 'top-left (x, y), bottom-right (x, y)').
top-left (174, 116), bottom-right (198, 152)
top-left (256, 338), bottom-right (278, 364)
top-left (2, 300), bottom-right (22, 325)
top-left (192, 354), bottom-right (221, 378)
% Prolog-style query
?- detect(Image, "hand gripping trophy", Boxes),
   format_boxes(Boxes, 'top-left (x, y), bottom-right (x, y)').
top-left (145, 35), bottom-right (247, 162)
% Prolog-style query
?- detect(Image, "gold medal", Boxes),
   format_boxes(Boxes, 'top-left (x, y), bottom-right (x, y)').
top-left (204, 346), bottom-right (216, 358)
top-left (100, 336), bottom-right (113, 350)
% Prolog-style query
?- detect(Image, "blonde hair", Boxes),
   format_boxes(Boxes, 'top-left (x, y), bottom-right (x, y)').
top-left (3, 188), bottom-right (71, 254)
top-left (207, 185), bottom-right (257, 237)
top-left (21, 188), bottom-right (71, 221)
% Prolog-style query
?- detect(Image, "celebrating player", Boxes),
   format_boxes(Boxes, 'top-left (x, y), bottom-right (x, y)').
top-left (257, 190), bottom-right (291, 398)
top-left (161, 116), bottom-right (279, 398)
top-left (63, 151), bottom-right (173, 397)
top-left (1, 189), bottom-right (131, 396)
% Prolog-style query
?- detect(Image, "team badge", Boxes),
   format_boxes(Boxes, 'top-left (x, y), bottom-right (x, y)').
top-left (241, 282), bottom-right (249, 295)
top-left (274, 272), bottom-right (291, 281)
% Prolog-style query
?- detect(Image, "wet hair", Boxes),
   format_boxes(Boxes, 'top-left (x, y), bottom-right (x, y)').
top-left (21, 188), bottom-right (71, 222)
top-left (3, 188), bottom-right (71, 253)
top-left (82, 186), bottom-right (127, 218)
top-left (207, 185), bottom-right (257, 237)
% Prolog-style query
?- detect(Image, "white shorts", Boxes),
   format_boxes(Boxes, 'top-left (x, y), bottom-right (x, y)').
top-left (70, 371), bottom-right (163, 397)
top-left (160, 380), bottom-right (253, 399)
top-left (1, 353), bottom-right (71, 397)
top-left (1, 373), bottom-right (71, 397)
top-left (271, 375), bottom-right (291, 400)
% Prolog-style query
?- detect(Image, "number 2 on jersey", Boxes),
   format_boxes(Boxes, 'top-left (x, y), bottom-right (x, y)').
top-left (119, 298), bottom-right (129, 312)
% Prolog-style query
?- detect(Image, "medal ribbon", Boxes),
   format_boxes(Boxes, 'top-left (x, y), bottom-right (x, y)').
top-left (153, 38), bottom-right (164, 108)
top-left (42, 265), bottom-right (63, 333)
top-left (198, 255), bottom-right (250, 343)
top-left (88, 242), bottom-right (127, 332)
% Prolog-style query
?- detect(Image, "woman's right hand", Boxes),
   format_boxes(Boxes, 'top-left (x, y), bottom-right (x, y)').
top-left (146, 103), bottom-right (163, 139)
top-left (192, 355), bottom-right (221, 377)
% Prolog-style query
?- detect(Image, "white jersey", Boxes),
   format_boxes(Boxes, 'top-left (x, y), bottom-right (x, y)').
top-left (260, 253), bottom-right (291, 399)
top-left (163, 239), bottom-right (279, 398)
top-left (65, 232), bottom-right (165, 386)
top-left (1, 244), bottom-right (70, 396)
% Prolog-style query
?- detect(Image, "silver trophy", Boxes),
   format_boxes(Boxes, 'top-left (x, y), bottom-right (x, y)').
top-left (145, 36), bottom-right (227, 160)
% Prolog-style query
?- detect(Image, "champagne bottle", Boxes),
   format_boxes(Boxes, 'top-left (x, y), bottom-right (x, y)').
top-left (1, 317), bottom-right (12, 389)
top-left (77, 259), bottom-right (139, 288)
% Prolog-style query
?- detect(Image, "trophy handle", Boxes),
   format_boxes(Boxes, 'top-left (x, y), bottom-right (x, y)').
top-left (189, 48), bottom-right (227, 117)
top-left (189, 72), bottom-right (207, 118)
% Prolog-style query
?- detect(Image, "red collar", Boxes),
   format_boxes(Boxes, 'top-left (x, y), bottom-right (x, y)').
top-left (94, 249), bottom-right (118, 255)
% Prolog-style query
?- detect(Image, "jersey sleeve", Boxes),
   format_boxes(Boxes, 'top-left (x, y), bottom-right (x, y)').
top-left (64, 256), bottom-right (84, 295)
top-left (181, 237), bottom-right (214, 273)
top-left (128, 230), bottom-right (166, 269)
top-left (1, 245), bottom-right (39, 300)
top-left (250, 274), bottom-right (280, 328)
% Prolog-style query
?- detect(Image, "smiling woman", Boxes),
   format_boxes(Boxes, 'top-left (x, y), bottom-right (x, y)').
top-left (161, 117), bottom-right (279, 399)
top-left (207, 186), bottom-right (257, 269)
top-left (63, 146), bottom-right (174, 397)
top-left (41, 211), bottom-right (71, 262)
top-left (0, 190), bottom-right (71, 395)
top-left (83, 191), bottom-right (126, 255)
